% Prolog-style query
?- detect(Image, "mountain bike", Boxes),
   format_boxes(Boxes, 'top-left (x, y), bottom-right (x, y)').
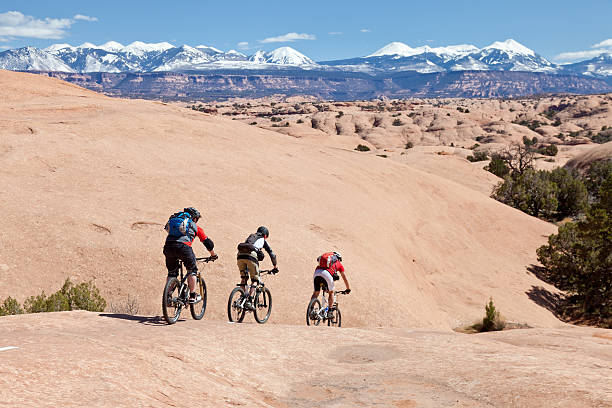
top-left (227, 268), bottom-right (278, 324)
top-left (162, 256), bottom-right (216, 325)
top-left (306, 284), bottom-right (349, 327)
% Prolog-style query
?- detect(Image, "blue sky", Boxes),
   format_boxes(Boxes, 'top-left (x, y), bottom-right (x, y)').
top-left (1, 1), bottom-right (610, 62)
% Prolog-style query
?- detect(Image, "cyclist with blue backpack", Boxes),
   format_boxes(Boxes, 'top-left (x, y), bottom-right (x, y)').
top-left (164, 207), bottom-right (217, 303)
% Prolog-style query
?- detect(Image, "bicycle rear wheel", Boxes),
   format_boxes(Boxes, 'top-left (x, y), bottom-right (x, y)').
top-left (328, 307), bottom-right (342, 327)
top-left (190, 275), bottom-right (207, 320)
top-left (227, 287), bottom-right (246, 323)
top-left (254, 287), bottom-right (272, 324)
top-left (306, 298), bottom-right (322, 326)
top-left (162, 277), bottom-right (182, 325)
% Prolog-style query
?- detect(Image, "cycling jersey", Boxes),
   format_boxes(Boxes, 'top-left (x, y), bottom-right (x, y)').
top-left (320, 260), bottom-right (344, 277)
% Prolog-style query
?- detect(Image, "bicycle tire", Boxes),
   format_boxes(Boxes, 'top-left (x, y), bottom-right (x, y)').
top-left (254, 287), bottom-right (272, 324)
top-left (328, 307), bottom-right (341, 327)
top-left (227, 287), bottom-right (246, 323)
top-left (162, 277), bottom-right (182, 325)
top-left (306, 298), bottom-right (322, 326)
top-left (189, 275), bottom-right (207, 320)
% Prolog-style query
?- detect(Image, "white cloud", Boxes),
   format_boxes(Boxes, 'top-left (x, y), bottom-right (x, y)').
top-left (237, 41), bottom-right (249, 50)
top-left (554, 38), bottom-right (612, 63)
top-left (74, 14), bottom-right (98, 22)
top-left (259, 32), bottom-right (316, 43)
top-left (328, 32), bottom-right (343, 35)
top-left (592, 39), bottom-right (612, 49)
top-left (0, 11), bottom-right (73, 39)
top-left (360, 29), bottom-right (371, 33)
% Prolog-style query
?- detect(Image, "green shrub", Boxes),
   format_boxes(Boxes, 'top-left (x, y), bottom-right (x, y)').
top-left (481, 298), bottom-right (505, 332)
top-left (335, 111), bottom-right (344, 118)
top-left (270, 116), bottom-right (282, 122)
top-left (355, 144), bottom-right (371, 152)
top-left (249, 121), bottom-right (257, 125)
top-left (0, 297), bottom-right (23, 316)
top-left (523, 135), bottom-right (538, 147)
top-left (537, 175), bottom-right (612, 320)
top-left (377, 154), bottom-right (388, 158)
top-left (68, 280), bottom-right (106, 312)
top-left (485, 154), bottom-right (510, 178)
top-left (405, 141), bottom-right (414, 149)
top-left (467, 150), bottom-right (488, 162)
top-left (537, 144), bottom-right (558, 156)
top-left (296, 118), bottom-right (304, 124)
top-left (20, 278), bottom-right (106, 314)
top-left (585, 160), bottom-right (612, 199)
top-left (392, 118), bottom-right (403, 126)
top-left (549, 168), bottom-right (587, 217)
top-left (589, 132), bottom-right (612, 144)
top-left (492, 169), bottom-right (558, 219)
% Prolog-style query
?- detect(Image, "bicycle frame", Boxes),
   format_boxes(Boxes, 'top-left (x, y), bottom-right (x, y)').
top-left (313, 283), bottom-right (344, 321)
top-left (171, 257), bottom-right (210, 306)
top-left (238, 269), bottom-right (274, 304)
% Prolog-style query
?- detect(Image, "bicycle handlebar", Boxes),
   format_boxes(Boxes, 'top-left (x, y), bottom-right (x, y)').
top-left (335, 289), bottom-right (350, 295)
top-left (260, 268), bottom-right (279, 275)
top-left (196, 256), bottom-right (218, 263)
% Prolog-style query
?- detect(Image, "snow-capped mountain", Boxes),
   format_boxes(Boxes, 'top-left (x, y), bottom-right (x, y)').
top-left (0, 47), bottom-right (74, 72)
top-left (469, 39), bottom-right (556, 72)
top-left (562, 53), bottom-right (612, 77)
top-left (324, 39), bottom-right (558, 74)
top-left (248, 47), bottom-right (316, 65)
top-left (0, 39), bottom-right (610, 77)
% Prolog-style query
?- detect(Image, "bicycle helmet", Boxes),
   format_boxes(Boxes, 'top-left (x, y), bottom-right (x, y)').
top-left (257, 226), bottom-right (269, 238)
top-left (333, 251), bottom-right (342, 262)
top-left (184, 207), bottom-right (201, 221)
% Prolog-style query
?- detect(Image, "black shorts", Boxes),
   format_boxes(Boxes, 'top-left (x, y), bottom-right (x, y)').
top-left (313, 276), bottom-right (329, 292)
top-left (163, 243), bottom-right (197, 277)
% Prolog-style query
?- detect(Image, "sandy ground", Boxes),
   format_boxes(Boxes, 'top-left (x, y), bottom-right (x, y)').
top-left (0, 311), bottom-right (610, 407)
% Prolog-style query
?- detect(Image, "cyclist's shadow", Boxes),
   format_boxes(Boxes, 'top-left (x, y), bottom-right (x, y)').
top-left (98, 313), bottom-right (173, 326)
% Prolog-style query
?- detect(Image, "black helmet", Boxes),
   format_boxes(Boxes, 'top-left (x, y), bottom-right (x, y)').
top-left (257, 226), bottom-right (269, 238)
top-left (333, 251), bottom-right (342, 262)
top-left (184, 207), bottom-right (201, 221)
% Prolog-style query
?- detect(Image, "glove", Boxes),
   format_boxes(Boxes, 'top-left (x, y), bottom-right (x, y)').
top-left (345, 289), bottom-right (351, 294)
top-left (210, 254), bottom-right (218, 261)
top-left (272, 267), bottom-right (279, 274)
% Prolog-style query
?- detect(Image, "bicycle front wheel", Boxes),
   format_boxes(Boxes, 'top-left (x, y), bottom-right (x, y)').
top-left (162, 277), bottom-right (182, 325)
top-left (306, 298), bottom-right (322, 326)
top-left (190, 275), bottom-right (207, 320)
top-left (328, 307), bottom-right (342, 327)
top-left (227, 287), bottom-right (246, 323)
top-left (254, 287), bottom-right (272, 324)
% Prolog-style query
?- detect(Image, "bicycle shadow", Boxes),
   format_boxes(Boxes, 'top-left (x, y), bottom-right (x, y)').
top-left (98, 313), bottom-right (175, 326)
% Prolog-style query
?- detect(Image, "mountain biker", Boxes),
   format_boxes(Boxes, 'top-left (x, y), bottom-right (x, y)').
top-left (311, 251), bottom-right (350, 318)
top-left (164, 207), bottom-right (217, 303)
top-left (236, 226), bottom-right (278, 310)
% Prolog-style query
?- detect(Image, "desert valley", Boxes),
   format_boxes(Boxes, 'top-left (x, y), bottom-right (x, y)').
top-left (0, 70), bottom-right (611, 407)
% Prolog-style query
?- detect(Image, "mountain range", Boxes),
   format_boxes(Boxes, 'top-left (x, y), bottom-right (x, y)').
top-left (0, 39), bottom-right (610, 78)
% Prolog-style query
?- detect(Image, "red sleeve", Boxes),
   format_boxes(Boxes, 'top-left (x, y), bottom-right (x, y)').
top-left (196, 225), bottom-right (208, 242)
top-left (335, 261), bottom-right (345, 273)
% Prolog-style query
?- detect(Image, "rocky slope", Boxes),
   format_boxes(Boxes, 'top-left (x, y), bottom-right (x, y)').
top-left (0, 70), bottom-right (561, 329)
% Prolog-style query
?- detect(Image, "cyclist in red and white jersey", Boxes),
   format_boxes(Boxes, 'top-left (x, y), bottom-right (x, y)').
top-left (311, 251), bottom-right (350, 318)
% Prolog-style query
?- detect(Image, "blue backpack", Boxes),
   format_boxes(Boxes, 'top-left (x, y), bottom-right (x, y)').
top-left (165, 212), bottom-right (193, 237)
